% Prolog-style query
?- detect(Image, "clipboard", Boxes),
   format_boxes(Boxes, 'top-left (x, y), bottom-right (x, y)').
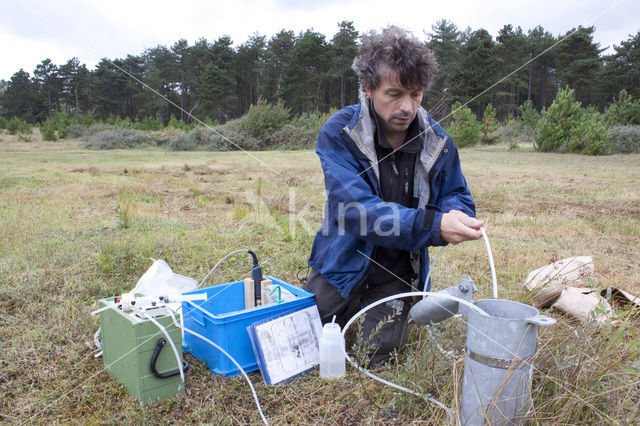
top-left (247, 305), bottom-right (323, 385)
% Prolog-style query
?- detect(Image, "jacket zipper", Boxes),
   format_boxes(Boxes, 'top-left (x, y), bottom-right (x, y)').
top-left (391, 153), bottom-right (399, 176)
top-left (404, 168), bottom-right (409, 195)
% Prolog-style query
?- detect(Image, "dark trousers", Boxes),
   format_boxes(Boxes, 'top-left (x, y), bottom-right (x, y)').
top-left (304, 267), bottom-right (414, 367)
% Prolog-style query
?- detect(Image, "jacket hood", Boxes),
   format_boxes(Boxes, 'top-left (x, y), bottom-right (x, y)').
top-left (343, 92), bottom-right (449, 208)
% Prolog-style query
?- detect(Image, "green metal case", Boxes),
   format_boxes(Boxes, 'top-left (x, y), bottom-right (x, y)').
top-left (98, 298), bottom-right (185, 403)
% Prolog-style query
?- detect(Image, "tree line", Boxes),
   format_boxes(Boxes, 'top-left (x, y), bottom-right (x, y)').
top-left (1, 20), bottom-right (639, 125)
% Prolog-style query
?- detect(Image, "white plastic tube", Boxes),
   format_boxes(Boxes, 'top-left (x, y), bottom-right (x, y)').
top-left (90, 303), bottom-right (117, 316)
top-left (341, 291), bottom-right (489, 421)
top-left (422, 246), bottom-right (446, 299)
top-left (165, 310), bottom-right (269, 426)
top-left (198, 249), bottom-right (250, 288)
top-left (480, 227), bottom-right (498, 299)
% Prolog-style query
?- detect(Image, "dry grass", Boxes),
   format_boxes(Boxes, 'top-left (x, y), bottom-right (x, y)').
top-left (1, 135), bottom-right (639, 424)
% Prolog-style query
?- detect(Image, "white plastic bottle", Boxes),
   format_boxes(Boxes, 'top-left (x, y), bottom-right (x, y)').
top-left (319, 322), bottom-right (345, 378)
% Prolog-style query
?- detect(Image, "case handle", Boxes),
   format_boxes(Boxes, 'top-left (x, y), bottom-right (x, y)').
top-left (150, 338), bottom-right (190, 379)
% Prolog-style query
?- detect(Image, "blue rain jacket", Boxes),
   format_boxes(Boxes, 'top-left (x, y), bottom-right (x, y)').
top-left (308, 99), bottom-right (476, 299)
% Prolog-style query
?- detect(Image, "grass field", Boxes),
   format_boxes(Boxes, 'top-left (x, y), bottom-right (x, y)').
top-left (1, 131), bottom-right (639, 424)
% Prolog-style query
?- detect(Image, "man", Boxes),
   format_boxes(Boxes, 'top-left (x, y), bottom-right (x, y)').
top-left (305, 27), bottom-right (484, 366)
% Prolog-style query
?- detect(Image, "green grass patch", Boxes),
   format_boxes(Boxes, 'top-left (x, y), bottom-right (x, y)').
top-left (1, 138), bottom-right (639, 423)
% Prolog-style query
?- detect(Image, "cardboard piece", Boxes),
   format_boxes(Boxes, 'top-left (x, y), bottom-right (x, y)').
top-left (524, 256), bottom-right (596, 308)
top-left (551, 287), bottom-right (614, 324)
top-left (606, 287), bottom-right (640, 309)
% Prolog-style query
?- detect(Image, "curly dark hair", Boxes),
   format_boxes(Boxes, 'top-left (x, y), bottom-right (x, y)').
top-left (352, 26), bottom-right (437, 92)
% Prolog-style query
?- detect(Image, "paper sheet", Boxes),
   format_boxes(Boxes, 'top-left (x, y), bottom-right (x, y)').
top-left (251, 305), bottom-right (322, 384)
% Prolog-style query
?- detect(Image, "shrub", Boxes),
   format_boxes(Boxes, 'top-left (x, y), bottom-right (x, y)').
top-left (69, 123), bottom-right (117, 139)
top-left (239, 98), bottom-right (290, 145)
top-left (6, 117), bottom-right (30, 135)
top-left (149, 127), bottom-right (183, 146)
top-left (0, 116), bottom-right (7, 129)
top-left (167, 115), bottom-right (189, 131)
top-left (202, 117), bottom-right (217, 128)
top-left (17, 124), bottom-right (33, 142)
top-left (104, 114), bottom-right (133, 128)
top-left (40, 119), bottom-right (58, 141)
top-left (133, 115), bottom-right (164, 131)
top-left (17, 132), bottom-right (32, 142)
top-left (604, 89), bottom-right (640, 126)
top-left (187, 126), bottom-right (218, 146)
top-left (290, 110), bottom-right (334, 133)
top-left (608, 125), bottom-right (640, 153)
top-left (167, 131), bottom-right (196, 151)
top-left (73, 112), bottom-right (96, 127)
top-left (55, 112), bottom-right (71, 139)
top-left (480, 104), bottom-right (500, 145)
top-left (186, 126), bottom-right (230, 151)
top-left (272, 125), bottom-right (318, 149)
top-left (212, 118), bottom-right (258, 150)
top-left (67, 124), bottom-right (88, 139)
top-left (219, 126), bottom-right (258, 150)
top-left (495, 120), bottom-right (536, 145)
top-left (165, 125), bottom-right (239, 151)
top-left (83, 128), bottom-right (150, 149)
top-left (57, 124), bottom-right (67, 139)
top-left (68, 120), bottom-right (113, 139)
top-left (575, 111), bottom-right (611, 155)
top-left (446, 102), bottom-right (481, 148)
top-left (519, 100), bottom-right (539, 129)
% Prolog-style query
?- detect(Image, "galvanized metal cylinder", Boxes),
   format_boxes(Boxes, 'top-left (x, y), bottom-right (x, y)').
top-left (460, 299), bottom-right (555, 425)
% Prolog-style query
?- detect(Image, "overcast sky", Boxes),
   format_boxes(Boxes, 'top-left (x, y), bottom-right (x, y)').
top-left (1, 0), bottom-right (638, 81)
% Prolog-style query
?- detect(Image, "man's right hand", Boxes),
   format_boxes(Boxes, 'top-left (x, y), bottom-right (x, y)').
top-left (440, 210), bottom-right (485, 245)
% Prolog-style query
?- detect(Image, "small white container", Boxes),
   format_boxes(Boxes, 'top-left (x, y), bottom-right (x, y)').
top-left (319, 322), bottom-right (345, 378)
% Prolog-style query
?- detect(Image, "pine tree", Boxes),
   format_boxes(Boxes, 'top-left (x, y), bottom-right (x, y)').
top-left (451, 29), bottom-right (497, 116)
top-left (235, 34), bottom-right (267, 114)
top-left (263, 30), bottom-right (295, 102)
top-left (330, 21), bottom-right (359, 108)
top-left (526, 26), bottom-right (556, 110)
top-left (2, 69), bottom-right (36, 121)
top-left (480, 104), bottom-right (499, 144)
top-left (495, 25), bottom-right (529, 119)
top-left (33, 58), bottom-right (61, 119)
top-left (426, 19), bottom-right (462, 119)
top-left (535, 86), bottom-right (583, 152)
top-left (554, 26), bottom-right (602, 106)
top-left (279, 30), bottom-right (331, 114)
top-left (447, 101), bottom-right (481, 147)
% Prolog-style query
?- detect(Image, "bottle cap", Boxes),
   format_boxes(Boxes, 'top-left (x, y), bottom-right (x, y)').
top-left (323, 322), bottom-right (341, 335)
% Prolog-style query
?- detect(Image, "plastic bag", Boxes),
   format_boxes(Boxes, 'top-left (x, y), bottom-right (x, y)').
top-left (131, 258), bottom-right (198, 297)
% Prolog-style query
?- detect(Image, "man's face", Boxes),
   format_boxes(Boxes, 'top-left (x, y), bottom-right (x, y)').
top-left (365, 69), bottom-right (424, 140)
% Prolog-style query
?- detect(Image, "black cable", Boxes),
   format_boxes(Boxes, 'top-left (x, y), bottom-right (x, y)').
top-left (246, 250), bottom-right (263, 305)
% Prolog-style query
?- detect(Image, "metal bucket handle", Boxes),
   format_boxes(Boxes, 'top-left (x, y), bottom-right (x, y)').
top-left (527, 314), bottom-right (556, 327)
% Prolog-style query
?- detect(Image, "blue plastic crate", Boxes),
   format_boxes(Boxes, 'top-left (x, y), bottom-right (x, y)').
top-left (181, 276), bottom-right (315, 377)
